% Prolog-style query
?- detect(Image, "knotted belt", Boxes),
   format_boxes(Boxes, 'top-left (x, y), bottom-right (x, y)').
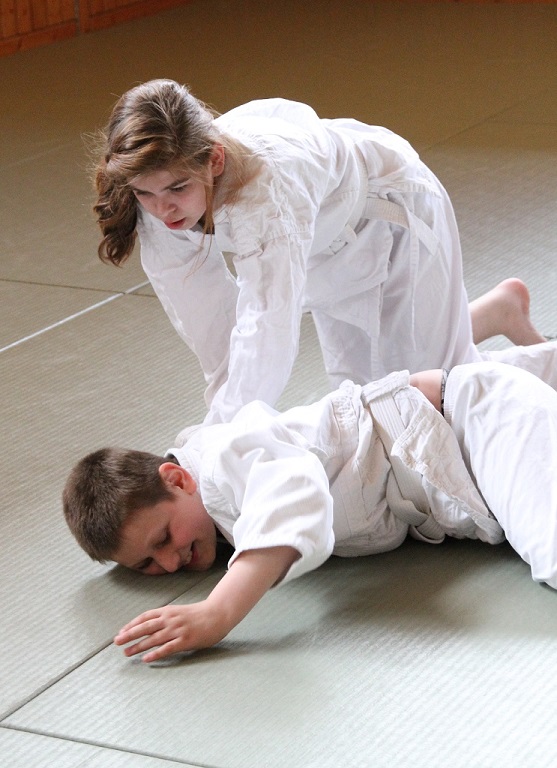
top-left (361, 381), bottom-right (446, 544)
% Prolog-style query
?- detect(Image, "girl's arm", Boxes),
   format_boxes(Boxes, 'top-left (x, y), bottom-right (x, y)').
top-left (114, 545), bottom-right (300, 662)
top-left (138, 218), bottom-right (239, 407)
top-left (205, 234), bottom-right (308, 424)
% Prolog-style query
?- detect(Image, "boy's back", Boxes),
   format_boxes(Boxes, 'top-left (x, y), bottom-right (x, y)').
top-left (171, 373), bottom-right (502, 587)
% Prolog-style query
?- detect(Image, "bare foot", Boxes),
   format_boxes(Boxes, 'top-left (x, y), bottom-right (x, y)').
top-left (469, 278), bottom-right (546, 346)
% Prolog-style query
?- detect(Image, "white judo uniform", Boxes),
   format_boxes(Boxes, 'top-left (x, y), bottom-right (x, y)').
top-left (138, 98), bottom-right (480, 424)
top-left (169, 342), bottom-right (557, 591)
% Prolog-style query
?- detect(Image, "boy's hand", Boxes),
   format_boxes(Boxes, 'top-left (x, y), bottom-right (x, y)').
top-left (114, 601), bottom-right (228, 662)
top-left (115, 546), bottom-right (300, 662)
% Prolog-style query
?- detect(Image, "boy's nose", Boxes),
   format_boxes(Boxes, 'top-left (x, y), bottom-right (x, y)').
top-left (155, 549), bottom-right (181, 573)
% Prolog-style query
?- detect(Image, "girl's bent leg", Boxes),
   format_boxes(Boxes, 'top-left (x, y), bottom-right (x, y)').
top-left (444, 361), bottom-right (557, 589)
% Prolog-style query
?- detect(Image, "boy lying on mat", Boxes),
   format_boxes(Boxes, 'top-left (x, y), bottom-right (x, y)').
top-left (64, 346), bottom-right (557, 662)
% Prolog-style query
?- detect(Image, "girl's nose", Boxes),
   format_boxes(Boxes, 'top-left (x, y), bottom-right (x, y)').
top-left (155, 196), bottom-right (176, 220)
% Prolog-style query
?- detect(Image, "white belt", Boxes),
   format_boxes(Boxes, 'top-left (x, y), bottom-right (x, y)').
top-left (362, 383), bottom-right (446, 544)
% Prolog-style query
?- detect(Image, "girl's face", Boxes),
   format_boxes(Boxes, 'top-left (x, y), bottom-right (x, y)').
top-left (130, 147), bottom-right (224, 231)
top-left (130, 168), bottom-right (209, 230)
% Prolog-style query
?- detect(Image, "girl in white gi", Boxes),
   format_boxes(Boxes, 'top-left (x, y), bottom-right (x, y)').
top-left (63, 340), bottom-right (557, 662)
top-left (94, 79), bottom-right (544, 425)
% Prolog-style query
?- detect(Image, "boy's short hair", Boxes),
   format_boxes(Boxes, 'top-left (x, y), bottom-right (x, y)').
top-left (62, 447), bottom-right (177, 562)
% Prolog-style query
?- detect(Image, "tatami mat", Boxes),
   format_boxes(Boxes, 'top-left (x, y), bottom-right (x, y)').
top-left (1, 729), bottom-right (196, 768)
top-left (0, 139), bottom-right (146, 291)
top-left (0, 283), bottom-right (112, 349)
top-left (2, 0), bottom-right (557, 766)
top-left (423, 120), bottom-right (557, 345)
top-left (7, 541), bottom-right (557, 767)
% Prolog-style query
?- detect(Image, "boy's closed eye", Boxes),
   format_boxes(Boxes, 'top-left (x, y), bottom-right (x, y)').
top-left (131, 529), bottom-right (171, 574)
top-left (154, 531), bottom-right (171, 549)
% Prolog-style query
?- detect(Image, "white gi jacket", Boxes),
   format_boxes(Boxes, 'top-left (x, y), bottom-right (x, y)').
top-left (169, 373), bottom-right (504, 587)
top-left (138, 99), bottom-right (479, 424)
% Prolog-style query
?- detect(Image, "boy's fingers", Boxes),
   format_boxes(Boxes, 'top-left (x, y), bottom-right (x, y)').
top-left (122, 642), bottom-right (144, 657)
top-left (142, 639), bottom-right (183, 663)
top-left (114, 617), bottom-right (164, 645)
top-left (121, 631), bottom-right (167, 656)
top-left (118, 609), bottom-right (162, 633)
top-left (114, 606), bottom-right (197, 660)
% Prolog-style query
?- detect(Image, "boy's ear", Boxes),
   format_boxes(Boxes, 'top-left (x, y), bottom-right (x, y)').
top-left (210, 143), bottom-right (225, 177)
top-left (159, 463), bottom-right (197, 494)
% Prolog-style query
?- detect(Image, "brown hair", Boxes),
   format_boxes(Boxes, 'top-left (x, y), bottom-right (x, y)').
top-left (62, 447), bottom-right (177, 562)
top-left (93, 79), bottom-right (261, 266)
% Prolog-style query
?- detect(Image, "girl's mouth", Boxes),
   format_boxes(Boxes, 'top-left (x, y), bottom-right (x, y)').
top-left (164, 218), bottom-right (186, 230)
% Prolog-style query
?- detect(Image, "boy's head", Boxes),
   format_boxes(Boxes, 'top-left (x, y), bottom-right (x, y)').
top-left (63, 448), bottom-right (217, 575)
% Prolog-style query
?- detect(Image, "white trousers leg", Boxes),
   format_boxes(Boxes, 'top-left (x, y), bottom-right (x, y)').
top-left (309, 178), bottom-right (480, 386)
top-left (444, 360), bottom-right (557, 589)
top-left (484, 340), bottom-right (557, 391)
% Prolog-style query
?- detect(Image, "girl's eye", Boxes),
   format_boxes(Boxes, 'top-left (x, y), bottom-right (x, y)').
top-left (171, 184), bottom-right (189, 193)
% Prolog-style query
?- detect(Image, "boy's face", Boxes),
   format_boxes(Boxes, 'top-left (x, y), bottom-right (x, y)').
top-left (112, 465), bottom-right (217, 576)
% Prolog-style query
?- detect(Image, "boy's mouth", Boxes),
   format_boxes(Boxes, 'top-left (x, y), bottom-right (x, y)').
top-left (182, 544), bottom-right (195, 567)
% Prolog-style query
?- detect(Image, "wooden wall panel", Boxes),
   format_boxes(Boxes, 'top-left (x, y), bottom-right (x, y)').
top-left (1, 0), bottom-right (555, 58)
top-left (80, 0), bottom-right (190, 34)
top-left (0, 0), bottom-right (76, 55)
top-left (0, 1), bottom-right (17, 40)
top-left (0, 0), bottom-right (190, 56)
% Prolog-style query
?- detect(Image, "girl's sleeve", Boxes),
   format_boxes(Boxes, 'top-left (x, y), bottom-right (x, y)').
top-left (206, 227), bottom-right (310, 424)
top-left (207, 406), bottom-right (335, 584)
top-left (139, 219), bottom-right (239, 409)
top-left (205, 145), bottom-right (323, 425)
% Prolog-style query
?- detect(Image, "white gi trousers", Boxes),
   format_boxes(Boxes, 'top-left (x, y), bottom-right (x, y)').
top-left (445, 347), bottom-right (557, 589)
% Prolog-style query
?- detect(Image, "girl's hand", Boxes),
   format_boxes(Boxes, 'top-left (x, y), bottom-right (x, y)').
top-left (114, 601), bottom-right (228, 662)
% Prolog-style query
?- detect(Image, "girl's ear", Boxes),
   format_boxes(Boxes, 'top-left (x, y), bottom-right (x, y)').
top-left (159, 463), bottom-right (197, 494)
top-left (210, 143), bottom-right (225, 177)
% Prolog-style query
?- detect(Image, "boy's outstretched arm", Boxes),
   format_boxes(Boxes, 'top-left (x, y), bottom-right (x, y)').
top-left (114, 545), bottom-right (300, 662)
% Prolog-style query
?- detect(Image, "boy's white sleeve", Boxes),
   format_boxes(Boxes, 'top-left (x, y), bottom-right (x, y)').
top-left (202, 409), bottom-right (335, 584)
